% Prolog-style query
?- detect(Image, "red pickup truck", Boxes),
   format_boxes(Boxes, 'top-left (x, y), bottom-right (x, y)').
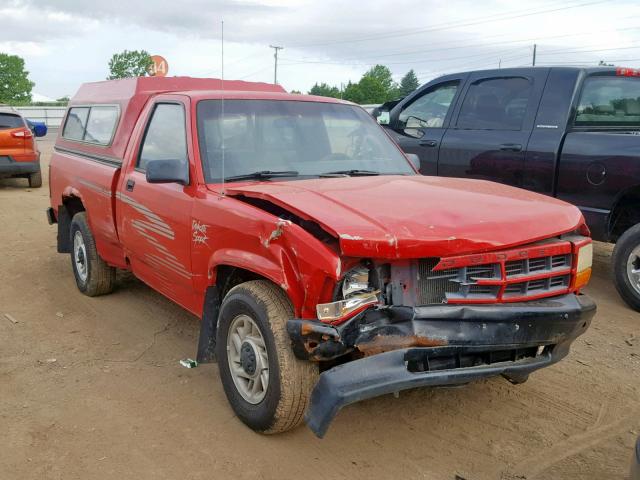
top-left (47, 76), bottom-right (596, 438)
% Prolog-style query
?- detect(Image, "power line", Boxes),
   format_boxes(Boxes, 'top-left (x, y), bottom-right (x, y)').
top-left (537, 43), bottom-right (640, 56)
top-left (286, 25), bottom-right (640, 64)
top-left (238, 65), bottom-right (272, 80)
top-left (284, 0), bottom-right (612, 49)
top-left (281, 46), bottom-right (533, 67)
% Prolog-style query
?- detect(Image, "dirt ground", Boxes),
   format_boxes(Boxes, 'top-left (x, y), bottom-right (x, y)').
top-left (1, 133), bottom-right (639, 480)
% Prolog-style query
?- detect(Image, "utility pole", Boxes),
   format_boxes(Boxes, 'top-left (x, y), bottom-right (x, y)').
top-left (269, 45), bottom-right (284, 84)
top-left (532, 43), bottom-right (537, 66)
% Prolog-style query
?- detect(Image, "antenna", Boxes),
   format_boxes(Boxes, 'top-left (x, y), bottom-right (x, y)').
top-left (220, 20), bottom-right (226, 197)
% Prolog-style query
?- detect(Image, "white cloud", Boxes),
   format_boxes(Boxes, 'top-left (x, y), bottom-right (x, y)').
top-left (1, 0), bottom-right (640, 98)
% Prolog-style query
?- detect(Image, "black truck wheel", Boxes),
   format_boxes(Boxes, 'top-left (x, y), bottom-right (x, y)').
top-left (69, 212), bottom-right (116, 296)
top-left (613, 223), bottom-right (640, 312)
top-left (28, 171), bottom-right (42, 188)
top-left (216, 280), bottom-right (318, 434)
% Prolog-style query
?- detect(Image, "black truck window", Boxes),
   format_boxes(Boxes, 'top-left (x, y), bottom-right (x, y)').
top-left (457, 77), bottom-right (532, 131)
top-left (575, 76), bottom-right (640, 128)
top-left (398, 82), bottom-right (459, 132)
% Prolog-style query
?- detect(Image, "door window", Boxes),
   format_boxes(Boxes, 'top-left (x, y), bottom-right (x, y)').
top-left (457, 77), bottom-right (532, 130)
top-left (398, 82), bottom-right (459, 135)
top-left (575, 76), bottom-right (640, 127)
top-left (138, 103), bottom-right (188, 170)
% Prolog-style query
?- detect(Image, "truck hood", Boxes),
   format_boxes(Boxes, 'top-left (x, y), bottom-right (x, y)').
top-left (219, 175), bottom-right (584, 258)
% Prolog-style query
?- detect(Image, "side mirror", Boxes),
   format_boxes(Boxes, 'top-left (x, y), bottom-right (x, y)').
top-left (146, 159), bottom-right (189, 185)
top-left (377, 110), bottom-right (391, 125)
top-left (33, 122), bottom-right (47, 137)
top-left (406, 153), bottom-right (420, 171)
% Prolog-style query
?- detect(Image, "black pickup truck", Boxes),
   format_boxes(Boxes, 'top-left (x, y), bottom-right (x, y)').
top-left (378, 66), bottom-right (640, 311)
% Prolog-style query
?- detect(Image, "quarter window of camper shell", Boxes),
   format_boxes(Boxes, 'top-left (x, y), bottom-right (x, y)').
top-left (62, 105), bottom-right (119, 145)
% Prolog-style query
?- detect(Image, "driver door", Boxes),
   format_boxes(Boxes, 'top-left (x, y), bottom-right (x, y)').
top-left (117, 98), bottom-right (199, 311)
top-left (386, 77), bottom-right (465, 175)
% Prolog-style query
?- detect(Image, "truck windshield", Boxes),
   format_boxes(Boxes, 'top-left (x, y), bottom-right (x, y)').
top-left (196, 99), bottom-right (414, 183)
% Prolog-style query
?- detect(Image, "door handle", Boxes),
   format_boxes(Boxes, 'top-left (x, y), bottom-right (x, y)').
top-left (126, 178), bottom-right (135, 192)
top-left (499, 143), bottom-right (523, 152)
top-left (419, 139), bottom-right (438, 147)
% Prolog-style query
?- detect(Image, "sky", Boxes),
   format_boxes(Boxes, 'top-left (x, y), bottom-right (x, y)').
top-left (1, 0), bottom-right (640, 99)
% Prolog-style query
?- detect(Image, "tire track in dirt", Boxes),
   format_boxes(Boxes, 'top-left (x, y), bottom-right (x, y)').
top-left (513, 405), bottom-right (640, 478)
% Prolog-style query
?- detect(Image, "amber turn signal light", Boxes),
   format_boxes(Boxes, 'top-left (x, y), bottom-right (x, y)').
top-left (574, 267), bottom-right (592, 290)
top-left (574, 242), bottom-right (593, 290)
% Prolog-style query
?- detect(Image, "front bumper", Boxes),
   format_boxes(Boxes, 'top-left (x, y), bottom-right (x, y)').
top-left (289, 293), bottom-right (596, 438)
top-left (0, 157), bottom-right (40, 177)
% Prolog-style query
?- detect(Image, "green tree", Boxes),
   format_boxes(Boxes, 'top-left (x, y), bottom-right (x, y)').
top-left (289, 89), bottom-right (302, 94)
top-left (0, 53), bottom-right (34, 105)
top-left (364, 65), bottom-right (395, 93)
top-left (341, 81), bottom-right (361, 103)
top-left (107, 50), bottom-right (153, 80)
top-left (308, 82), bottom-right (341, 98)
top-left (358, 75), bottom-right (388, 104)
top-left (398, 69), bottom-right (420, 97)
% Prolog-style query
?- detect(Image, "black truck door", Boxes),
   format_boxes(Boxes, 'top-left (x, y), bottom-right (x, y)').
top-left (383, 74), bottom-right (466, 175)
top-left (557, 70), bottom-right (640, 240)
top-left (438, 68), bottom-right (549, 187)
top-left (523, 68), bottom-right (580, 195)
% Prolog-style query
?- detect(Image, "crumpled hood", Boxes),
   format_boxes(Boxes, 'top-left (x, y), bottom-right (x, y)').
top-left (220, 175), bottom-right (584, 258)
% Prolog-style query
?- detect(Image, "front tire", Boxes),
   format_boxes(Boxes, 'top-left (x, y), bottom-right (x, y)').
top-left (70, 212), bottom-right (116, 296)
top-left (216, 280), bottom-right (318, 434)
top-left (613, 223), bottom-right (640, 311)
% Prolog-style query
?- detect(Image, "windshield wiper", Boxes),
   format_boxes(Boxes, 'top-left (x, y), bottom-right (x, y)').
top-left (225, 170), bottom-right (299, 182)
top-left (321, 169), bottom-right (381, 176)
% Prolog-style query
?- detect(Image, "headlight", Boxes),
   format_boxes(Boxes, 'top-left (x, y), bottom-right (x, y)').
top-left (316, 266), bottom-right (377, 324)
top-left (316, 292), bottom-right (379, 323)
top-left (341, 266), bottom-right (370, 298)
top-left (575, 241), bottom-right (593, 290)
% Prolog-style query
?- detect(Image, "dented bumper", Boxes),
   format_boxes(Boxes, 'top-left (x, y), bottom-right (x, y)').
top-left (290, 293), bottom-right (595, 438)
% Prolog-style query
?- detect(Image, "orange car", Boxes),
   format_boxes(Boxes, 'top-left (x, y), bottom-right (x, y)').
top-left (0, 105), bottom-right (45, 187)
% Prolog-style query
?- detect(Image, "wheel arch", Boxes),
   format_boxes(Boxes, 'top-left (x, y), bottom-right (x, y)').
top-left (197, 258), bottom-right (300, 365)
top-left (608, 184), bottom-right (640, 242)
top-left (57, 190), bottom-right (86, 253)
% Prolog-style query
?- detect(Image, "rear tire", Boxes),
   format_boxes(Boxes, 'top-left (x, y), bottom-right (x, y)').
top-left (28, 171), bottom-right (42, 188)
top-left (216, 280), bottom-right (318, 434)
top-left (613, 223), bottom-right (640, 312)
top-left (70, 212), bottom-right (116, 296)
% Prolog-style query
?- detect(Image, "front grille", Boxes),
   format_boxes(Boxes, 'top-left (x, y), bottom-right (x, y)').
top-left (503, 274), bottom-right (570, 298)
top-left (414, 242), bottom-right (573, 305)
top-left (505, 254), bottom-right (571, 278)
top-left (417, 259), bottom-right (499, 304)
